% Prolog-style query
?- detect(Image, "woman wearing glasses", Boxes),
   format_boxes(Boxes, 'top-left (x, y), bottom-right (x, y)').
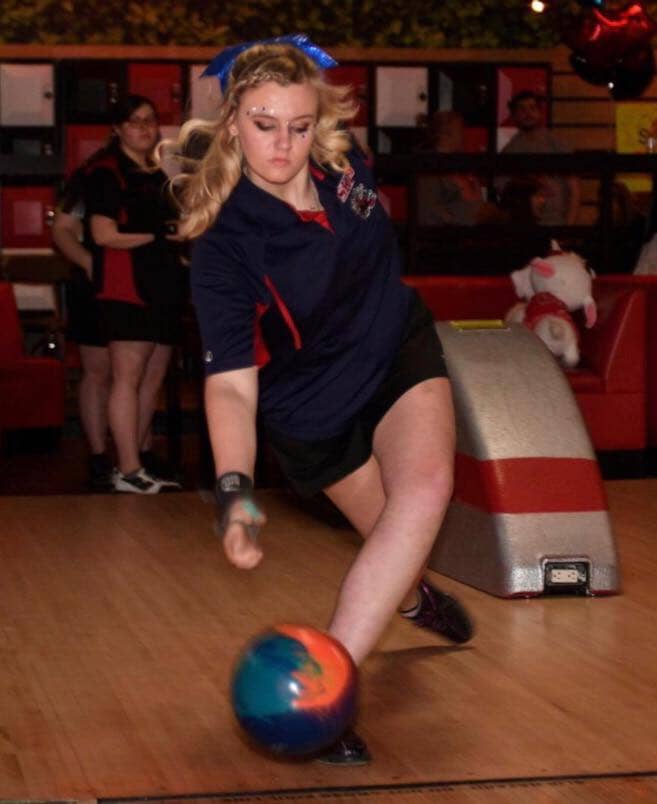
top-left (84, 95), bottom-right (185, 493)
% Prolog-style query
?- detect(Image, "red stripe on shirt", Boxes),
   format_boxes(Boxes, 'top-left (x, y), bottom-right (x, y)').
top-left (263, 275), bottom-right (302, 350)
top-left (96, 249), bottom-right (144, 306)
top-left (254, 302), bottom-right (271, 368)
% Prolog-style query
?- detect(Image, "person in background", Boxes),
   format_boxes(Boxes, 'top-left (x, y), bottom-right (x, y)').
top-left (496, 174), bottom-right (553, 271)
top-left (499, 90), bottom-right (581, 226)
top-left (417, 110), bottom-right (502, 226)
top-left (84, 95), bottom-right (186, 494)
top-left (52, 168), bottom-right (113, 490)
top-left (497, 174), bottom-right (548, 225)
top-left (173, 38), bottom-right (474, 765)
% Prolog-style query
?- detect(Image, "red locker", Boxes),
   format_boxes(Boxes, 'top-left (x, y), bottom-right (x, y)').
top-left (463, 126), bottom-right (489, 153)
top-left (1, 186), bottom-right (56, 249)
top-left (326, 65), bottom-right (369, 127)
top-left (65, 124), bottom-right (111, 175)
top-left (378, 184), bottom-right (408, 222)
top-left (127, 63), bottom-right (183, 125)
top-left (496, 66), bottom-right (549, 127)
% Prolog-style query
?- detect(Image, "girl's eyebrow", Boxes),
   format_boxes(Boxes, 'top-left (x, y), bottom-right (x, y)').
top-left (248, 111), bottom-right (316, 121)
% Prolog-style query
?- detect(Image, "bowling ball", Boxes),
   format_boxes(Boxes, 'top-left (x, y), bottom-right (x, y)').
top-left (231, 623), bottom-right (358, 756)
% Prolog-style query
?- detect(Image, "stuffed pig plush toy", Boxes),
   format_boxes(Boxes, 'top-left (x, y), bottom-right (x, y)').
top-left (505, 241), bottom-right (597, 368)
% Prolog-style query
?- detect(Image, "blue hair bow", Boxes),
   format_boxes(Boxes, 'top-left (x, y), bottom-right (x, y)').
top-left (202, 33), bottom-right (338, 92)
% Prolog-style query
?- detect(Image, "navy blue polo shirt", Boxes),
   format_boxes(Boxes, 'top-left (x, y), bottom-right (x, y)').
top-left (191, 153), bottom-right (412, 440)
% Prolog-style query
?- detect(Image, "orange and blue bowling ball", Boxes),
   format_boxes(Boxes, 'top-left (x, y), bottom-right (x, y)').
top-left (231, 623), bottom-right (358, 755)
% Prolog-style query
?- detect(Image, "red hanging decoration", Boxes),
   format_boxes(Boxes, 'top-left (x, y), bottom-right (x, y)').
top-left (565, 2), bottom-right (657, 98)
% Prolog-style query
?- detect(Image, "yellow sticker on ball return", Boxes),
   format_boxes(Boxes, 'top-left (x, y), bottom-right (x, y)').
top-left (448, 319), bottom-right (508, 330)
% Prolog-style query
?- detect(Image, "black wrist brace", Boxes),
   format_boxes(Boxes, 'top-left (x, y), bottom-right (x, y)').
top-left (215, 472), bottom-right (254, 523)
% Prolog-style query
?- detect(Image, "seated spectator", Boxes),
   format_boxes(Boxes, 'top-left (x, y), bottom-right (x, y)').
top-left (497, 175), bottom-right (548, 225)
top-left (417, 110), bottom-right (502, 226)
top-left (496, 175), bottom-right (552, 269)
top-left (498, 90), bottom-right (581, 226)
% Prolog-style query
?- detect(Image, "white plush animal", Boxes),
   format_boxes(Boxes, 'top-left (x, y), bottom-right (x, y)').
top-left (506, 241), bottom-right (597, 368)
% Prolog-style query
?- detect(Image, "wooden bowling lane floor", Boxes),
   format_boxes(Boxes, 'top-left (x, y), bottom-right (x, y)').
top-left (0, 480), bottom-right (657, 801)
top-left (99, 772), bottom-right (657, 802)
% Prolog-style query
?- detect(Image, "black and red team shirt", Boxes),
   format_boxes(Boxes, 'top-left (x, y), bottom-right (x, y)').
top-left (191, 152), bottom-right (413, 441)
top-left (57, 167), bottom-right (90, 287)
top-left (59, 167), bottom-right (86, 218)
top-left (84, 147), bottom-right (184, 309)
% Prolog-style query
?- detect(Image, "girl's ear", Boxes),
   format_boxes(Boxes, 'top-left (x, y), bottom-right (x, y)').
top-left (228, 115), bottom-right (238, 139)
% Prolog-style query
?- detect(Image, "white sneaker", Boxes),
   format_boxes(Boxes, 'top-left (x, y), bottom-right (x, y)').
top-left (114, 467), bottom-right (163, 494)
top-left (151, 475), bottom-right (182, 491)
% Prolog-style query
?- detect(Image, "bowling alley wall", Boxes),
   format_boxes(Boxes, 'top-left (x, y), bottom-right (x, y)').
top-left (1, 43), bottom-right (656, 248)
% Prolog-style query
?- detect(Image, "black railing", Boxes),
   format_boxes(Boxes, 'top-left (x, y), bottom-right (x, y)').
top-left (374, 151), bottom-right (657, 275)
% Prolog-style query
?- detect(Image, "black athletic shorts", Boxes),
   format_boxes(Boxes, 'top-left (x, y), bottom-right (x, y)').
top-left (66, 269), bottom-right (107, 348)
top-left (98, 300), bottom-right (182, 345)
top-left (266, 291), bottom-right (448, 497)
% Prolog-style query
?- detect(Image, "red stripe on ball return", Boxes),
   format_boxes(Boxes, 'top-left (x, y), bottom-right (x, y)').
top-left (454, 454), bottom-right (608, 514)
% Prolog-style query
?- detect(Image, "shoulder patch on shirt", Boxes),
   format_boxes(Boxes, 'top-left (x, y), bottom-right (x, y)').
top-left (337, 166), bottom-right (355, 202)
top-left (350, 183), bottom-right (377, 219)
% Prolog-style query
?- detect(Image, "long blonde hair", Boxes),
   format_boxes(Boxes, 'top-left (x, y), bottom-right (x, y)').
top-left (168, 44), bottom-right (357, 239)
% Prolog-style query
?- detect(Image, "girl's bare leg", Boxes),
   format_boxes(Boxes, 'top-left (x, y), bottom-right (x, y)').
top-left (324, 378), bottom-right (455, 665)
